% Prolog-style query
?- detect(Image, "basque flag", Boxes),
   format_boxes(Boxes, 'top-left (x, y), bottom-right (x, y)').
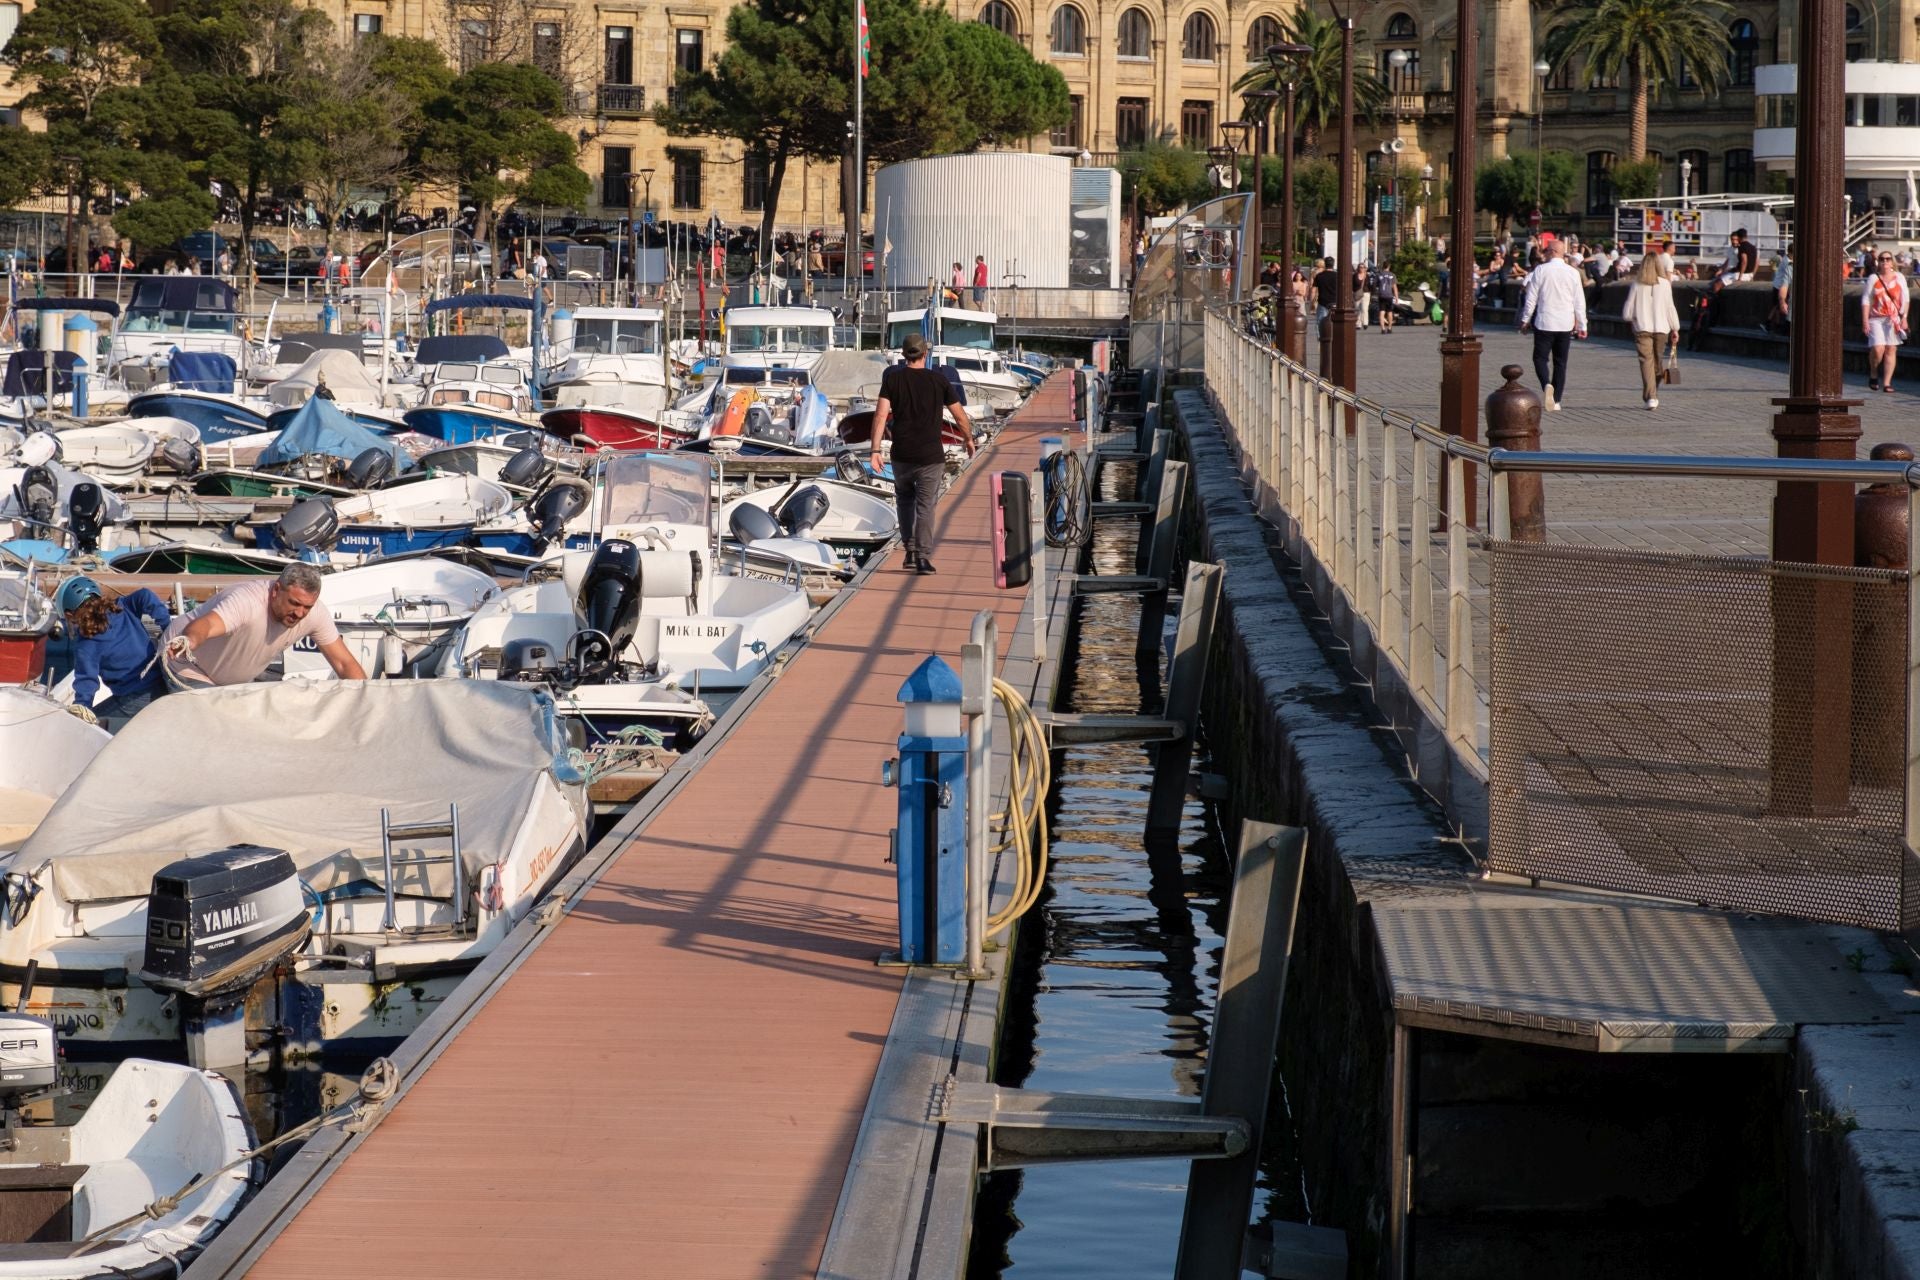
top-left (858, 0), bottom-right (870, 77)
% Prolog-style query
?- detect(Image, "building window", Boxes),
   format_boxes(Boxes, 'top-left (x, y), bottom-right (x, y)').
top-left (1678, 148), bottom-right (1709, 195)
top-left (1181, 13), bottom-right (1215, 62)
top-left (1051, 94), bottom-right (1085, 148)
top-left (1728, 19), bottom-right (1757, 86)
top-left (1381, 16), bottom-right (1419, 97)
top-left (1724, 148), bottom-right (1754, 193)
top-left (353, 12), bottom-right (382, 37)
top-left (1846, 5), bottom-right (1866, 60)
top-left (532, 22), bottom-right (562, 78)
top-left (1677, 56), bottom-right (1693, 89)
top-left (1586, 150), bottom-right (1617, 214)
top-left (1050, 4), bottom-right (1085, 54)
top-left (671, 149), bottom-right (702, 209)
top-left (1544, 39), bottom-right (1575, 90)
top-left (458, 19), bottom-right (491, 71)
top-left (604, 26), bottom-right (633, 84)
top-left (675, 28), bottom-right (704, 76)
top-left (979, 1), bottom-right (1018, 37)
top-left (1118, 8), bottom-right (1152, 58)
top-left (1180, 99), bottom-right (1213, 148)
top-left (742, 152), bottom-right (769, 211)
top-left (1117, 96), bottom-right (1149, 147)
top-left (1245, 15), bottom-right (1282, 60)
top-left (602, 146), bottom-right (632, 209)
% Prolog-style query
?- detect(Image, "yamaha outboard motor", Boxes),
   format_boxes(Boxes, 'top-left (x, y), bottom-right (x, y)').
top-left (729, 503), bottom-right (780, 546)
top-left (344, 446), bottom-right (394, 490)
top-left (13, 465), bottom-right (56, 535)
top-left (137, 844), bottom-right (309, 1068)
top-left (157, 436), bottom-right (203, 476)
top-left (778, 485), bottom-right (831, 541)
top-left (573, 540), bottom-right (642, 679)
top-left (527, 477), bottom-right (591, 552)
top-left (65, 482), bottom-right (105, 554)
top-left (498, 445), bottom-right (554, 492)
top-left (275, 496), bottom-right (340, 559)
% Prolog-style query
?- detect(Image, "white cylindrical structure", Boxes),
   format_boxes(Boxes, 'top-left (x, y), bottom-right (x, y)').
top-left (873, 153), bottom-right (1073, 290)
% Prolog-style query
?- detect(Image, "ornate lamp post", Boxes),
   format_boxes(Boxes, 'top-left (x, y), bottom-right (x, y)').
top-left (1244, 91), bottom-right (1278, 268)
top-left (1437, 0), bottom-right (1482, 524)
top-left (1266, 41), bottom-right (1313, 361)
top-left (1328, 13), bottom-right (1357, 393)
top-left (1680, 155), bottom-right (1692, 202)
top-left (1533, 59), bottom-right (1550, 235)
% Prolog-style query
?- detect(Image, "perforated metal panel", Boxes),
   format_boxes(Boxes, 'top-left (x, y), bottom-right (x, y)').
top-left (1488, 540), bottom-right (1919, 931)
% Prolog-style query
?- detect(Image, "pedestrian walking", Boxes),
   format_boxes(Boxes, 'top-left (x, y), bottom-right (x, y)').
top-left (872, 332), bottom-right (972, 575)
top-left (972, 255), bottom-right (988, 306)
top-left (1311, 257), bottom-right (1338, 325)
top-left (1374, 264), bottom-right (1398, 334)
top-left (1517, 238), bottom-right (1587, 412)
top-left (1624, 254), bottom-right (1681, 410)
top-left (946, 262), bottom-right (963, 304)
top-left (1864, 249), bottom-right (1909, 392)
top-left (1353, 263), bottom-right (1371, 330)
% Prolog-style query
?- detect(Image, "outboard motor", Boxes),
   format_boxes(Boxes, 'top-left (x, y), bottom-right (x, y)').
top-left (729, 503), bottom-right (781, 547)
top-left (344, 446), bottom-right (395, 490)
top-left (13, 465), bottom-right (56, 534)
top-left (498, 445), bottom-right (554, 492)
top-left (137, 845), bottom-right (310, 1068)
top-left (527, 477), bottom-right (591, 552)
top-left (498, 637), bottom-right (560, 682)
top-left (17, 431), bottom-right (60, 467)
top-left (275, 496), bottom-right (341, 559)
top-left (833, 450), bottom-right (869, 484)
top-left (742, 403), bottom-right (788, 445)
top-left (65, 482), bottom-right (105, 554)
top-left (572, 539), bottom-right (642, 678)
top-left (778, 485), bottom-right (831, 541)
top-left (158, 436), bottom-right (203, 475)
top-left (0, 1011), bottom-right (56, 1109)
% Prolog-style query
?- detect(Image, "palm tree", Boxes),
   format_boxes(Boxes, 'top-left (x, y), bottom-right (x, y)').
top-left (1545, 0), bottom-right (1735, 161)
top-left (1231, 9), bottom-right (1388, 156)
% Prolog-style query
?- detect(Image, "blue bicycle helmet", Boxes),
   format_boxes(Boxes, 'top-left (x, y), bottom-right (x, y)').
top-left (54, 575), bottom-right (101, 617)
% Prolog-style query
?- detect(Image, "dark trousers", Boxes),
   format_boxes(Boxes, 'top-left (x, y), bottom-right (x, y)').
top-left (1532, 328), bottom-right (1573, 399)
top-left (893, 461), bottom-right (944, 559)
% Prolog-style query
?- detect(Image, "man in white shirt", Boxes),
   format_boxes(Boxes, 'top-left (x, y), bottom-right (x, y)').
top-left (163, 564), bottom-right (367, 686)
top-left (1517, 238), bottom-right (1588, 412)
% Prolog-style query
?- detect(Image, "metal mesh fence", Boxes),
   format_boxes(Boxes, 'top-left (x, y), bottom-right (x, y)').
top-left (1489, 540), bottom-right (1919, 931)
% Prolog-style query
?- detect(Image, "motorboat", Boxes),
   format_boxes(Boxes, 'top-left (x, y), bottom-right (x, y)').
top-left (125, 353), bottom-right (270, 442)
top-left (193, 398), bottom-right (415, 499)
top-left (101, 543), bottom-right (293, 576)
top-left (538, 404), bottom-right (688, 452)
top-left (264, 347), bottom-right (386, 411)
top-left (0, 573), bottom-right (58, 687)
top-left (0, 299), bottom-right (123, 418)
top-left (543, 305), bottom-right (677, 435)
top-left (107, 277), bottom-right (248, 391)
top-left (882, 303), bottom-right (1029, 412)
top-left (720, 305), bottom-right (837, 372)
top-left (719, 477), bottom-right (896, 568)
top-left (0, 679), bottom-right (591, 1059)
top-left (0, 686), bottom-right (108, 852)
top-left (402, 355), bottom-right (537, 445)
top-left (247, 472), bottom-right (512, 558)
top-left (0, 440), bottom-right (128, 554)
top-left (438, 451), bottom-right (813, 694)
top-left (281, 555), bottom-right (501, 679)
top-left (42, 424), bottom-right (156, 486)
top-left (0, 1048), bottom-right (254, 1277)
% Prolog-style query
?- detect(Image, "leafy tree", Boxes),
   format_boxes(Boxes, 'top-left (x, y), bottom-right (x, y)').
top-left (281, 34), bottom-right (419, 254)
top-left (1230, 9), bottom-right (1389, 155)
top-left (1294, 158), bottom-right (1340, 224)
top-left (1474, 150), bottom-right (1578, 227)
top-left (664, 0), bottom-right (1068, 248)
top-left (113, 153), bottom-right (217, 254)
top-left (1608, 158), bottom-right (1661, 201)
top-left (1545, 0), bottom-right (1733, 160)
top-left (1123, 141), bottom-right (1211, 216)
top-left (416, 61), bottom-right (589, 245)
top-left (1389, 240), bottom-right (1438, 292)
top-left (0, 128), bottom-right (51, 210)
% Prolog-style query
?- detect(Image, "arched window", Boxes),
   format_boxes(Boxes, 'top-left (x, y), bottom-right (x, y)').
top-left (1384, 12), bottom-right (1417, 40)
top-left (1845, 5), bottom-right (1866, 60)
top-left (1677, 148), bottom-right (1709, 196)
top-left (1728, 19), bottom-right (1757, 86)
top-left (1118, 8), bottom-right (1153, 58)
top-left (1380, 14), bottom-right (1418, 92)
top-left (1182, 12), bottom-right (1216, 61)
top-left (1544, 32), bottom-right (1574, 90)
top-left (979, 0), bottom-right (1018, 37)
top-left (1245, 15), bottom-right (1283, 61)
top-left (1586, 150), bottom-right (1617, 214)
top-left (1050, 4), bottom-right (1085, 54)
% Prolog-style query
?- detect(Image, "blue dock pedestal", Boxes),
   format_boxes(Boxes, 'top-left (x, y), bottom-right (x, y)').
top-left (883, 655), bottom-right (968, 965)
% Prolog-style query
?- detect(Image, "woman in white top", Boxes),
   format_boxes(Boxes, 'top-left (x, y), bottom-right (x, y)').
top-left (1863, 251), bottom-right (1909, 393)
top-left (1623, 254), bottom-right (1681, 410)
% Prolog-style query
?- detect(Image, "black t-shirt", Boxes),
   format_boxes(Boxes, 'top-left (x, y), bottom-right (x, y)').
top-left (1312, 270), bottom-right (1338, 308)
top-left (877, 364), bottom-right (959, 466)
top-left (1735, 240), bottom-right (1758, 275)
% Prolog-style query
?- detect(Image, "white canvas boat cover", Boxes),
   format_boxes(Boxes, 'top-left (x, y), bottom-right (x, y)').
top-left (16, 680), bottom-right (570, 902)
top-left (803, 349), bottom-right (890, 403)
top-left (267, 348), bottom-right (383, 408)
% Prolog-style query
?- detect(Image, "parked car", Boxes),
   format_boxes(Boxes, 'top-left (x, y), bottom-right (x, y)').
top-left (175, 231), bottom-right (229, 263)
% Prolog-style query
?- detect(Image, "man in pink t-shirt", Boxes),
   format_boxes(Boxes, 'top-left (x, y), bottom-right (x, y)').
top-left (163, 564), bottom-right (367, 685)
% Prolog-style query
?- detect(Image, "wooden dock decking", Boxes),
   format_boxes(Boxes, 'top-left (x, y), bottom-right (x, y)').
top-left (238, 382), bottom-right (1072, 1278)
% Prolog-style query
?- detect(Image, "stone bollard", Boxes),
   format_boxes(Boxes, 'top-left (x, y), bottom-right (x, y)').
top-left (1853, 442), bottom-right (1911, 786)
top-left (1484, 364), bottom-right (1546, 542)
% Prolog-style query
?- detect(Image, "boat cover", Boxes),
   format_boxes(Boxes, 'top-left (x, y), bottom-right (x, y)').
top-left (1, 350), bottom-right (77, 397)
top-left (255, 396), bottom-right (415, 472)
top-left (806, 349), bottom-right (890, 403)
top-left (17, 680), bottom-right (571, 902)
top-left (169, 351), bottom-right (237, 394)
top-left (267, 348), bottom-right (383, 408)
top-left (414, 334), bottom-right (510, 366)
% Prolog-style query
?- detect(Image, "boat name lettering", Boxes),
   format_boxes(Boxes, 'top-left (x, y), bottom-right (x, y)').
top-left (291, 636), bottom-right (319, 652)
top-left (522, 844), bottom-right (560, 894)
top-left (663, 623), bottom-right (733, 639)
top-left (200, 902), bottom-right (258, 934)
top-left (0, 1039), bottom-right (41, 1051)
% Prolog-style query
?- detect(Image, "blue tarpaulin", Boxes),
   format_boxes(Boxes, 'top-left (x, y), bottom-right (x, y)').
top-left (169, 351), bottom-right (237, 394)
top-left (256, 397), bottom-right (415, 472)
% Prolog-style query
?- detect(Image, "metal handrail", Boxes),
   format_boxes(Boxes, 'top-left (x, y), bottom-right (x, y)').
top-left (1486, 448), bottom-right (1920, 485)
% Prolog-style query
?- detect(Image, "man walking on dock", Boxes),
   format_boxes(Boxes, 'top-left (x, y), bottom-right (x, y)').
top-left (873, 332), bottom-right (970, 575)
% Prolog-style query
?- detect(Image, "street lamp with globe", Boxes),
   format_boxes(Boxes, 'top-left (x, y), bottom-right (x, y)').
top-left (1680, 155), bottom-right (1692, 202)
top-left (1532, 59), bottom-right (1551, 237)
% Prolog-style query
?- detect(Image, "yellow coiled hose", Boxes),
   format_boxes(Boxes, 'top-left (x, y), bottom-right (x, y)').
top-left (985, 675), bottom-right (1052, 937)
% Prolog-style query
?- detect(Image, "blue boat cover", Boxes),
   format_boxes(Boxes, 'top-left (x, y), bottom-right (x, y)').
top-left (936, 364), bottom-right (967, 405)
top-left (2, 350), bottom-right (77, 397)
top-left (256, 397), bottom-right (415, 472)
top-left (169, 351), bottom-right (237, 394)
top-left (13, 297), bottom-right (121, 317)
top-left (414, 334), bottom-right (510, 366)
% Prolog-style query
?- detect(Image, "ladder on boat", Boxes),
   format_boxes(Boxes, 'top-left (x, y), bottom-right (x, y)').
top-left (379, 805), bottom-right (467, 934)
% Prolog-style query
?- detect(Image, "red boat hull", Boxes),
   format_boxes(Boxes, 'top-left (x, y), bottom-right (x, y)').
top-left (540, 407), bottom-right (690, 452)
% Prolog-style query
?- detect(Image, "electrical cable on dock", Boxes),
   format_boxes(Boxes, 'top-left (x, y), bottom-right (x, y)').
top-left (986, 675), bottom-right (1051, 936)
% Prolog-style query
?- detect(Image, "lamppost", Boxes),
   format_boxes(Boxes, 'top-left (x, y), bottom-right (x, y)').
top-left (1327, 11), bottom-right (1357, 395)
top-left (1533, 58), bottom-right (1550, 235)
top-left (1244, 91), bottom-right (1278, 269)
top-left (1384, 49), bottom-right (1410, 256)
top-left (1377, 138), bottom-right (1405, 258)
top-left (1436, 0), bottom-right (1482, 528)
top-left (1266, 41), bottom-right (1313, 361)
top-left (627, 167), bottom-right (655, 304)
top-left (1221, 120), bottom-right (1253, 294)
top-left (1680, 156), bottom-right (1692, 202)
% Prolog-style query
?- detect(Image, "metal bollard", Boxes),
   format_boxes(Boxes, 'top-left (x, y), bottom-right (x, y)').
top-left (880, 656), bottom-right (969, 965)
top-left (1485, 364), bottom-right (1546, 542)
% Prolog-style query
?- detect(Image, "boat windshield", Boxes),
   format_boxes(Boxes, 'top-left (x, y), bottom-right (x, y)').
top-left (727, 324), bottom-right (833, 354)
top-left (598, 453), bottom-right (710, 528)
top-left (940, 319), bottom-right (995, 350)
top-left (573, 318), bottom-right (660, 355)
top-left (121, 307), bottom-right (237, 335)
top-left (884, 319), bottom-right (923, 348)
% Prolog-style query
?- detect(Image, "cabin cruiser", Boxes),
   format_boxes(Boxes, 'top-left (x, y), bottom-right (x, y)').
top-left (721, 305), bottom-right (837, 372)
top-left (0, 680), bottom-right (591, 1059)
top-left (108, 277), bottom-right (249, 391)
top-left (882, 304), bottom-right (1028, 412)
top-left (542, 305), bottom-right (679, 447)
top-left (403, 346), bottom-right (538, 445)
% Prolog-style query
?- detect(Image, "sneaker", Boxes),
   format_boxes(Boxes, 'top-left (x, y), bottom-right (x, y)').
top-left (916, 556), bottom-right (937, 576)
top-left (1544, 392), bottom-right (1560, 412)
top-left (1647, 398), bottom-right (1659, 410)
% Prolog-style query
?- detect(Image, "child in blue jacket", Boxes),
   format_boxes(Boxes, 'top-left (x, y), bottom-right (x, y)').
top-left (58, 576), bottom-right (171, 720)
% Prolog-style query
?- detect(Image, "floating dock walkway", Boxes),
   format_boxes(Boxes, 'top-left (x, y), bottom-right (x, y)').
top-left (188, 382), bottom-right (1073, 1278)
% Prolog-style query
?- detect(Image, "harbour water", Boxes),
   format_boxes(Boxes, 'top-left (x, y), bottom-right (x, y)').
top-left (970, 494), bottom-right (1308, 1277)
